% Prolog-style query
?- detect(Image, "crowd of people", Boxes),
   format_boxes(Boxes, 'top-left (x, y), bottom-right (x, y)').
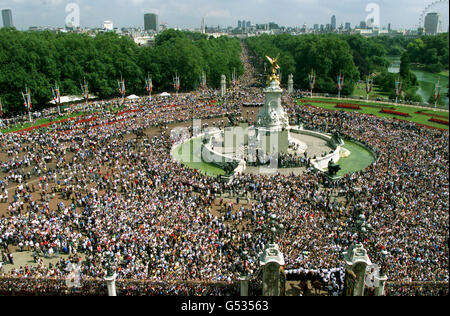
top-left (0, 44), bottom-right (448, 296)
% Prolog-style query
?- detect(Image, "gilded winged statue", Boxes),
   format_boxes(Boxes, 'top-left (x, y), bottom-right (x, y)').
top-left (266, 55), bottom-right (280, 85)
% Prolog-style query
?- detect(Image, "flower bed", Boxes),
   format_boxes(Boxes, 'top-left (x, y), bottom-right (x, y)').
top-left (415, 111), bottom-right (449, 119)
top-left (380, 109), bottom-right (411, 117)
top-left (335, 104), bottom-right (361, 110)
top-left (429, 118), bottom-right (449, 126)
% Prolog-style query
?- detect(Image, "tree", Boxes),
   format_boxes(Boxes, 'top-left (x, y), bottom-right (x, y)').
top-left (0, 29), bottom-right (243, 116)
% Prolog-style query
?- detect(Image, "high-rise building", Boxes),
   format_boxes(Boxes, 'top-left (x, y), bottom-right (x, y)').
top-left (360, 21), bottom-right (367, 29)
top-left (246, 21), bottom-right (251, 28)
top-left (144, 13), bottom-right (159, 32)
top-left (388, 23), bottom-right (391, 32)
top-left (2, 9), bottom-right (13, 28)
top-left (242, 20), bottom-right (246, 29)
top-left (313, 24), bottom-right (319, 31)
top-left (238, 20), bottom-right (242, 28)
top-left (345, 22), bottom-right (351, 30)
top-left (103, 21), bottom-right (114, 31)
top-left (331, 15), bottom-right (336, 30)
top-left (424, 12), bottom-right (442, 35)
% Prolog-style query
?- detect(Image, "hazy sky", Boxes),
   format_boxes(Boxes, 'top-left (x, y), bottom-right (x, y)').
top-left (1, 0), bottom-right (449, 31)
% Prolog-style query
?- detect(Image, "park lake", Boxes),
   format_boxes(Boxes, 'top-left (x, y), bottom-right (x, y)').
top-left (387, 56), bottom-right (449, 109)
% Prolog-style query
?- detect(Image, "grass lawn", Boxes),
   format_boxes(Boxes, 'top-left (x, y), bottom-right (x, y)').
top-left (171, 138), bottom-right (226, 177)
top-left (300, 97), bottom-right (449, 130)
top-left (438, 70), bottom-right (449, 78)
top-left (352, 84), bottom-right (390, 100)
top-left (336, 140), bottom-right (376, 177)
top-left (2, 111), bottom-right (89, 134)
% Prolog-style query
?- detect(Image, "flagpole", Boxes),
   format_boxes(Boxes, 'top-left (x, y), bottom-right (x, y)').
top-left (395, 78), bottom-right (402, 104)
top-left (23, 86), bottom-right (32, 123)
top-left (434, 80), bottom-right (440, 111)
top-left (81, 78), bottom-right (89, 112)
top-left (309, 70), bottom-right (316, 98)
top-left (146, 74), bottom-right (153, 101)
top-left (52, 83), bottom-right (61, 116)
top-left (118, 76), bottom-right (126, 105)
top-left (0, 98), bottom-right (3, 130)
top-left (337, 71), bottom-right (344, 100)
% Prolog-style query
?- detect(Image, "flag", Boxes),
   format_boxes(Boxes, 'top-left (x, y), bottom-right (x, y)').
top-left (395, 79), bottom-right (402, 96)
top-left (22, 87), bottom-right (32, 111)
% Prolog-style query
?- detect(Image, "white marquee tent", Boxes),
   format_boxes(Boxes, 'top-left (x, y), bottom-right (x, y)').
top-left (126, 94), bottom-right (140, 100)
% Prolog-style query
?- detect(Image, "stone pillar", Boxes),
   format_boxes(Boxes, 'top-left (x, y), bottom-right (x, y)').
top-left (374, 274), bottom-right (388, 296)
top-left (260, 244), bottom-right (285, 296)
top-left (239, 275), bottom-right (250, 296)
top-left (221, 75), bottom-right (226, 97)
top-left (104, 273), bottom-right (118, 296)
top-left (343, 244), bottom-right (372, 296)
top-left (287, 74), bottom-right (294, 94)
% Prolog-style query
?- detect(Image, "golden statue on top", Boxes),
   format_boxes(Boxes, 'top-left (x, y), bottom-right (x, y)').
top-left (266, 55), bottom-right (280, 85)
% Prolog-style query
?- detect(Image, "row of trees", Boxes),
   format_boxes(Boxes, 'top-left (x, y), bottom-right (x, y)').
top-left (405, 33), bottom-right (449, 73)
top-left (245, 34), bottom-right (392, 95)
top-left (0, 29), bottom-right (244, 116)
top-left (374, 53), bottom-right (421, 102)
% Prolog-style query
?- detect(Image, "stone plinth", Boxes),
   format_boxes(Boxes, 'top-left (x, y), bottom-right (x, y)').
top-left (104, 272), bottom-right (118, 296)
top-left (260, 244), bottom-right (285, 296)
top-left (255, 80), bottom-right (290, 155)
top-left (255, 81), bottom-right (289, 131)
top-left (256, 128), bottom-right (289, 154)
top-left (343, 244), bottom-right (372, 296)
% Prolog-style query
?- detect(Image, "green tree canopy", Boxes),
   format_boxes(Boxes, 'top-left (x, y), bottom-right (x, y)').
top-left (0, 29), bottom-right (243, 116)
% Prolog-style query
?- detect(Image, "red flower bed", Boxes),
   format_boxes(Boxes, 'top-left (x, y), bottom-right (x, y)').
top-left (74, 117), bottom-right (97, 124)
top-left (116, 109), bottom-right (142, 116)
top-left (415, 111), bottom-right (449, 119)
top-left (429, 118), bottom-right (449, 126)
top-left (380, 109), bottom-right (411, 117)
top-left (335, 104), bottom-right (361, 110)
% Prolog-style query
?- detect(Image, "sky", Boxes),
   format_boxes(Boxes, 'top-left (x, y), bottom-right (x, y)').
top-left (0, 0), bottom-right (449, 31)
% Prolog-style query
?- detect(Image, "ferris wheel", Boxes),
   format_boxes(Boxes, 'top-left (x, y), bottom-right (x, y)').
top-left (419, 0), bottom-right (449, 28)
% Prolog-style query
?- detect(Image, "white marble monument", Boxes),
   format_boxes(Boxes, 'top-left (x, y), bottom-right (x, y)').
top-left (254, 56), bottom-right (290, 154)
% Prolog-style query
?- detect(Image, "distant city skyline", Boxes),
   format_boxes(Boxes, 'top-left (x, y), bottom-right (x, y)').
top-left (1, 8), bottom-right (13, 28)
top-left (0, 0), bottom-right (448, 31)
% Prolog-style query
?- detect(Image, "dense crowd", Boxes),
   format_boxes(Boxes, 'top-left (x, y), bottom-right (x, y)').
top-left (0, 45), bottom-right (448, 296)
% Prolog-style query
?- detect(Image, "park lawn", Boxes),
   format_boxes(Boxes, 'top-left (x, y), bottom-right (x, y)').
top-left (299, 98), bottom-right (449, 130)
top-left (171, 138), bottom-right (226, 177)
top-left (438, 70), bottom-right (449, 78)
top-left (352, 84), bottom-right (390, 100)
top-left (2, 111), bottom-right (89, 134)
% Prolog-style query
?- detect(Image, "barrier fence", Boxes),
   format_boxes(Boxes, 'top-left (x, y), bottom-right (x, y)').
top-left (1, 275), bottom-right (447, 296)
top-left (0, 276), bottom-right (240, 296)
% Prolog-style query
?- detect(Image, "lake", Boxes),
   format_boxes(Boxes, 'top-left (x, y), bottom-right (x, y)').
top-left (387, 56), bottom-right (449, 109)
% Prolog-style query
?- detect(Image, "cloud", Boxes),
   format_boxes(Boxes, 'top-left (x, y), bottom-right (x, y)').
top-left (205, 9), bottom-right (231, 18)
